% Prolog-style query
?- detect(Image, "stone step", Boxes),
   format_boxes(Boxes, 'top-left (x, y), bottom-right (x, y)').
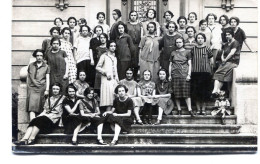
top-left (12, 144), bottom-right (257, 154)
top-left (171, 107), bottom-right (234, 115)
top-left (35, 133), bottom-right (257, 145)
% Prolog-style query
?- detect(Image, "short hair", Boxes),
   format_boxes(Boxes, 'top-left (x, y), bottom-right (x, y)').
top-left (195, 33), bottom-right (207, 42)
top-left (224, 27), bottom-right (235, 37)
top-left (116, 21), bottom-right (128, 33)
top-left (77, 70), bottom-right (86, 79)
top-left (175, 37), bottom-right (185, 47)
top-left (206, 13), bottom-right (217, 21)
top-left (79, 18), bottom-right (87, 25)
top-left (157, 68), bottom-right (169, 79)
top-left (163, 10), bottom-right (174, 18)
top-left (142, 69), bottom-right (152, 79)
top-left (51, 82), bottom-right (62, 93)
top-left (128, 10), bottom-right (139, 20)
top-left (93, 25), bottom-right (104, 34)
top-left (219, 14), bottom-right (229, 24)
top-left (107, 40), bottom-right (116, 49)
top-left (99, 33), bottom-right (108, 42)
top-left (96, 12), bottom-right (106, 20)
top-left (166, 21), bottom-right (178, 31)
top-left (146, 22), bottom-right (157, 31)
top-left (66, 84), bottom-right (77, 94)
top-left (125, 67), bottom-right (134, 74)
top-left (113, 9), bottom-right (122, 18)
top-left (177, 16), bottom-right (187, 24)
top-left (229, 16), bottom-right (240, 25)
top-left (188, 12), bottom-right (197, 20)
top-left (83, 87), bottom-right (94, 97)
top-left (114, 84), bottom-right (128, 94)
top-left (49, 27), bottom-right (61, 36)
top-left (199, 19), bottom-right (207, 27)
top-left (54, 17), bottom-right (63, 25)
top-left (185, 26), bottom-right (196, 34)
top-left (67, 17), bottom-right (77, 26)
top-left (50, 37), bottom-right (61, 46)
top-left (146, 9), bottom-right (156, 19)
top-left (61, 27), bottom-right (72, 35)
top-left (32, 49), bottom-right (44, 58)
top-left (79, 25), bottom-right (91, 33)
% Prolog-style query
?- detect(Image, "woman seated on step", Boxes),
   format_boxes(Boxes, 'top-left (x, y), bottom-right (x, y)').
top-left (14, 82), bottom-right (65, 145)
top-left (96, 84), bottom-right (134, 146)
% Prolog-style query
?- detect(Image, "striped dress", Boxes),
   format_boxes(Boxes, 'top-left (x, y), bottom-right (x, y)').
top-left (190, 46), bottom-right (213, 101)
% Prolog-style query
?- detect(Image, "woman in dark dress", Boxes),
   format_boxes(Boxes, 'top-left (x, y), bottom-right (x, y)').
top-left (42, 27), bottom-right (60, 57)
top-left (62, 84), bottom-right (89, 145)
top-left (14, 83), bottom-right (65, 145)
top-left (96, 85), bottom-right (134, 146)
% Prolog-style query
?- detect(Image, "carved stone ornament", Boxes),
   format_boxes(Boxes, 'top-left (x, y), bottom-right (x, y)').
top-left (55, 0), bottom-right (69, 11)
top-left (221, 0), bottom-right (234, 12)
top-left (122, 0), bottom-right (127, 6)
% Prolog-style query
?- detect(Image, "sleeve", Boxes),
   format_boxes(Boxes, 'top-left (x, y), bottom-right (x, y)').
top-left (215, 100), bottom-right (220, 107)
top-left (78, 101), bottom-right (85, 111)
top-left (127, 98), bottom-right (134, 111)
top-left (62, 50), bottom-right (68, 58)
top-left (167, 83), bottom-right (173, 94)
top-left (62, 97), bottom-right (69, 108)
top-left (186, 51), bottom-right (192, 60)
top-left (46, 65), bottom-right (50, 74)
top-left (232, 41), bottom-right (240, 50)
top-left (74, 38), bottom-right (79, 49)
top-left (159, 35), bottom-right (164, 50)
top-left (169, 51), bottom-right (174, 62)
top-left (127, 35), bottom-right (135, 56)
top-left (190, 48), bottom-right (194, 59)
top-left (207, 47), bottom-right (213, 58)
top-left (112, 98), bottom-right (117, 109)
top-left (42, 40), bottom-right (47, 53)
top-left (226, 99), bottom-right (230, 107)
top-left (96, 54), bottom-right (105, 74)
top-left (89, 39), bottom-right (94, 50)
top-left (139, 36), bottom-right (146, 49)
top-left (240, 28), bottom-right (247, 42)
top-left (27, 64), bottom-right (31, 74)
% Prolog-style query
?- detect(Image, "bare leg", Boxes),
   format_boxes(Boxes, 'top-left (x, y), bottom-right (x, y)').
top-left (175, 99), bottom-right (182, 111)
top-left (195, 101), bottom-right (201, 113)
top-left (29, 112), bottom-right (36, 121)
top-left (212, 49), bottom-right (219, 68)
top-left (185, 98), bottom-right (192, 111)
top-left (134, 107), bottom-right (142, 121)
top-left (72, 123), bottom-right (82, 142)
top-left (97, 124), bottom-right (104, 140)
top-left (112, 123), bottom-right (121, 142)
top-left (157, 107), bottom-right (163, 121)
top-left (28, 126), bottom-right (40, 140)
top-left (21, 126), bottom-right (33, 140)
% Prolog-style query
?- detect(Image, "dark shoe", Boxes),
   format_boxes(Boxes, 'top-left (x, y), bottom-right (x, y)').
top-left (14, 139), bottom-right (28, 145)
top-left (211, 92), bottom-right (219, 99)
top-left (72, 140), bottom-right (78, 145)
top-left (27, 139), bottom-right (35, 145)
top-left (177, 110), bottom-right (181, 115)
top-left (142, 119), bottom-right (148, 124)
top-left (154, 120), bottom-right (161, 125)
top-left (189, 111), bottom-right (195, 117)
top-left (221, 118), bottom-right (226, 125)
top-left (136, 120), bottom-right (143, 125)
top-left (147, 119), bottom-right (152, 124)
top-left (96, 139), bottom-right (107, 145)
top-left (109, 140), bottom-right (118, 146)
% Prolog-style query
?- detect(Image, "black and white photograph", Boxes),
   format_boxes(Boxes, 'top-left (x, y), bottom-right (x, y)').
top-left (10, 0), bottom-right (258, 155)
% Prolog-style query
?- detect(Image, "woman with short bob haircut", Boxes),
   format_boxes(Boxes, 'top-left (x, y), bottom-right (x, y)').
top-left (42, 27), bottom-right (61, 57)
top-left (161, 10), bottom-right (174, 36)
top-left (142, 8), bottom-right (161, 36)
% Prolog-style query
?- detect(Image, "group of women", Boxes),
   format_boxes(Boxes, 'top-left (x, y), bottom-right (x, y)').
top-left (15, 8), bottom-right (254, 146)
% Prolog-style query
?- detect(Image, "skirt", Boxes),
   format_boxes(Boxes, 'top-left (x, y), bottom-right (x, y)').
top-left (152, 97), bottom-right (174, 115)
top-left (62, 115), bottom-right (90, 134)
top-left (172, 77), bottom-right (191, 98)
top-left (191, 72), bottom-right (212, 101)
top-left (28, 116), bottom-right (55, 134)
top-left (213, 62), bottom-right (238, 82)
top-left (26, 85), bottom-right (46, 113)
top-left (94, 72), bottom-right (102, 90)
top-left (100, 79), bottom-right (117, 106)
top-left (131, 97), bottom-right (143, 107)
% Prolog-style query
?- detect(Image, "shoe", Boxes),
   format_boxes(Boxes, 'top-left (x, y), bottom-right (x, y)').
top-left (201, 111), bottom-right (206, 116)
top-left (133, 119), bottom-right (136, 124)
top-left (221, 118), bottom-right (226, 125)
top-left (189, 111), bottom-right (195, 117)
top-left (96, 139), bottom-right (107, 145)
top-left (27, 139), bottom-right (35, 145)
top-left (211, 92), bottom-right (219, 99)
top-left (14, 139), bottom-right (28, 145)
top-left (177, 110), bottom-right (181, 115)
top-left (148, 119), bottom-right (152, 124)
top-left (136, 120), bottom-right (143, 125)
top-left (154, 120), bottom-right (161, 125)
top-left (196, 110), bottom-right (201, 115)
top-left (71, 140), bottom-right (78, 145)
top-left (142, 119), bottom-right (147, 124)
top-left (109, 140), bottom-right (118, 146)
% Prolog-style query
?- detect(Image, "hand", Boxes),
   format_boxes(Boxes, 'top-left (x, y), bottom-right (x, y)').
top-left (112, 113), bottom-right (118, 117)
top-left (44, 90), bottom-right (49, 97)
top-left (90, 60), bottom-right (94, 66)
top-left (90, 113), bottom-right (95, 118)
top-left (168, 76), bottom-right (172, 81)
top-left (69, 113), bottom-right (78, 116)
top-left (63, 74), bottom-right (68, 80)
top-left (102, 112), bottom-right (107, 117)
top-left (107, 75), bottom-right (111, 80)
top-left (186, 75), bottom-right (191, 81)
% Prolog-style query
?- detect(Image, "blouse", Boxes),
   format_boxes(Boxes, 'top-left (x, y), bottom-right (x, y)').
top-left (170, 50), bottom-right (191, 78)
top-left (191, 46), bottom-right (213, 73)
top-left (27, 62), bottom-right (50, 87)
top-left (138, 81), bottom-right (156, 96)
top-left (73, 80), bottom-right (90, 97)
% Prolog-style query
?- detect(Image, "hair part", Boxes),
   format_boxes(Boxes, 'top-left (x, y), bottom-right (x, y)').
top-left (67, 17), bottom-right (77, 26)
top-left (195, 33), bottom-right (207, 42)
top-left (177, 16), bottom-right (188, 24)
top-left (32, 49), bottom-right (44, 58)
top-left (163, 10), bottom-right (174, 18)
top-left (114, 84), bottom-right (128, 94)
top-left (188, 12), bottom-right (197, 20)
top-left (54, 17), bottom-right (63, 25)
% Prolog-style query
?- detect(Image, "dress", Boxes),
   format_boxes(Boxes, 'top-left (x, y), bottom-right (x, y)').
top-left (29, 95), bottom-right (65, 134)
top-left (119, 79), bottom-right (142, 107)
top-left (62, 97), bottom-right (89, 134)
top-left (138, 80), bottom-right (156, 104)
top-left (207, 24), bottom-right (222, 50)
top-left (139, 34), bottom-right (161, 82)
top-left (110, 20), bottom-right (121, 41)
top-left (26, 62), bottom-right (50, 113)
top-left (94, 47), bottom-right (107, 90)
top-left (170, 49), bottom-right (191, 98)
top-left (190, 46), bottom-right (213, 101)
top-left (45, 49), bottom-right (69, 93)
top-left (73, 80), bottom-right (90, 98)
top-left (96, 52), bottom-right (119, 106)
top-left (141, 20), bottom-right (161, 36)
top-left (60, 39), bottom-right (77, 84)
top-left (42, 39), bottom-right (51, 58)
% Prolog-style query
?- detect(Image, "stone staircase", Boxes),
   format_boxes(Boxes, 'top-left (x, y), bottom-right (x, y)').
top-left (12, 104), bottom-right (257, 154)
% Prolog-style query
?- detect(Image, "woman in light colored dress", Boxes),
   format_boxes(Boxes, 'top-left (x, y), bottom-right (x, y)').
top-left (96, 40), bottom-right (119, 111)
top-left (60, 27), bottom-right (77, 84)
top-left (142, 9), bottom-right (161, 37)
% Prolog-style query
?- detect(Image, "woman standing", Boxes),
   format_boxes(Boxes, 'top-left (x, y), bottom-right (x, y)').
top-left (96, 40), bottom-right (119, 112)
top-left (73, 70), bottom-right (90, 99)
top-left (42, 27), bottom-right (60, 58)
top-left (93, 12), bottom-right (110, 35)
top-left (97, 85), bottom-right (134, 145)
top-left (14, 83), bottom-right (65, 145)
top-left (142, 9), bottom-right (161, 36)
top-left (198, 19), bottom-right (212, 47)
top-left (67, 17), bottom-right (79, 46)
top-left (169, 37), bottom-right (195, 116)
top-left (26, 49), bottom-right (50, 120)
top-left (184, 26), bottom-right (197, 51)
top-left (139, 22), bottom-right (161, 82)
top-left (161, 10), bottom-right (174, 36)
top-left (177, 16), bottom-right (188, 40)
top-left (60, 27), bottom-right (77, 84)
top-left (219, 15), bottom-right (229, 44)
top-left (110, 9), bottom-right (122, 41)
top-left (126, 10), bottom-right (143, 80)
top-left (116, 22), bottom-right (135, 80)
top-left (191, 33), bottom-right (213, 115)
top-left (187, 12), bottom-right (199, 30)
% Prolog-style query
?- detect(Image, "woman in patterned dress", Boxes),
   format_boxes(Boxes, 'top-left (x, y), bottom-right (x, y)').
top-left (60, 27), bottom-right (77, 84)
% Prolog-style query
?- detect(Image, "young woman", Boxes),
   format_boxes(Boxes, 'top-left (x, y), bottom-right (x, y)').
top-left (60, 27), bottom-right (77, 84)
top-left (42, 27), bottom-right (60, 57)
top-left (118, 68), bottom-right (142, 124)
top-left (62, 84), bottom-right (89, 145)
top-left (187, 12), bottom-right (198, 30)
top-left (126, 10), bottom-right (143, 80)
top-left (142, 9), bottom-right (161, 36)
top-left (73, 25), bottom-right (94, 86)
top-left (96, 40), bottom-right (119, 112)
top-left (110, 9), bottom-right (122, 41)
top-left (94, 33), bottom-right (108, 91)
top-left (94, 12), bottom-right (110, 35)
top-left (198, 19), bottom-right (212, 48)
top-left (97, 85), bottom-right (134, 145)
top-left (169, 37), bottom-right (195, 116)
top-left (161, 10), bottom-right (174, 36)
top-left (116, 22), bottom-right (135, 80)
top-left (73, 70), bottom-right (90, 99)
top-left (67, 17), bottom-right (79, 46)
top-left (14, 83), bottom-right (65, 145)
top-left (45, 38), bottom-right (69, 93)
top-left (152, 68), bottom-right (174, 125)
top-left (219, 15), bottom-right (229, 44)
top-left (26, 49), bottom-right (50, 120)
top-left (190, 33), bottom-right (213, 115)
top-left (177, 16), bottom-right (188, 40)
top-left (184, 26), bottom-right (197, 51)
top-left (78, 18), bottom-right (87, 27)
top-left (139, 22), bottom-right (161, 82)
top-left (53, 17), bottom-right (63, 33)
top-left (229, 16), bottom-right (255, 53)
top-left (90, 25), bottom-right (103, 70)
top-left (137, 70), bottom-right (156, 124)
top-left (159, 21), bottom-right (182, 72)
